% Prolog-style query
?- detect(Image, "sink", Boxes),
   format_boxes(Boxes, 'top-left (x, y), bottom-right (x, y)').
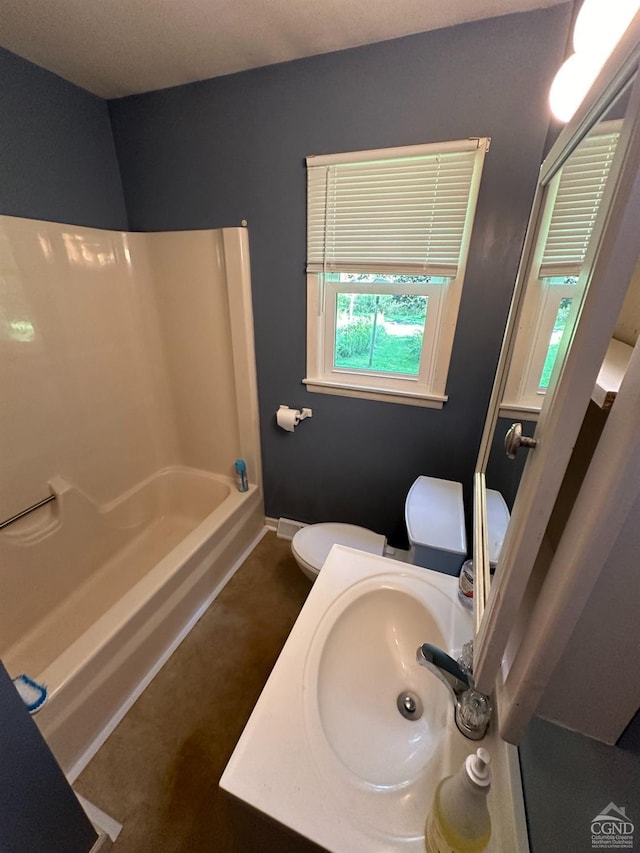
top-left (220, 546), bottom-right (529, 852)
top-left (304, 580), bottom-right (452, 788)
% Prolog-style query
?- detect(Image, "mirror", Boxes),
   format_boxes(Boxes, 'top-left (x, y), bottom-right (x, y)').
top-left (468, 13), bottom-right (640, 742)
top-left (481, 115), bottom-right (624, 516)
top-left (474, 47), bottom-right (640, 631)
top-left (485, 83), bottom-right (630, 501)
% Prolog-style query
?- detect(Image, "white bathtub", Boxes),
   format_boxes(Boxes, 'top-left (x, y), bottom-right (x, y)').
top-left (0, 466), bottom-right (264, 778)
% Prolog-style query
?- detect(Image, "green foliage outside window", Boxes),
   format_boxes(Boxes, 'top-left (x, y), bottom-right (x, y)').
top-left (334, 292), bottom-right (427, 375)
top-left (539, 297), bottom-right (573, 389)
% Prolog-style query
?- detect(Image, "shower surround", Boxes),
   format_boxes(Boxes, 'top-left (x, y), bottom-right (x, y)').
top-left (0, 216), bottom-right (263, 778)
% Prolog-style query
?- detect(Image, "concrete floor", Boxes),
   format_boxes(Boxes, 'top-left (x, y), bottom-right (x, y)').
top-left (74, 531), bottom-right (313, 852)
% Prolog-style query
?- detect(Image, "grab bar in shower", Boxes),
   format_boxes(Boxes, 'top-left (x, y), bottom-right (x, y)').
top-left (0, 493), bottom-right (56, 530)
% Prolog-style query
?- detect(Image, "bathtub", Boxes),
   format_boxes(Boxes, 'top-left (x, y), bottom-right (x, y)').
top-left (0, 466), bottom-right (264, 779)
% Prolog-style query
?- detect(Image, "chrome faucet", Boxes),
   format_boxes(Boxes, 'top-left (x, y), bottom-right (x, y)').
top-left (416, 642), bottom-right (492, 740)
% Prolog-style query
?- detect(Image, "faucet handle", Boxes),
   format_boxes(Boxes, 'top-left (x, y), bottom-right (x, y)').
top-left (457, 689), bottom-right (492, 740)
top-left (457, 640), bottom-right (474, 677)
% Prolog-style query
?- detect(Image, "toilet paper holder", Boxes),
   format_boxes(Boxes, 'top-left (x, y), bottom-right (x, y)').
top-left (276, 404), bottom-right (313, 432)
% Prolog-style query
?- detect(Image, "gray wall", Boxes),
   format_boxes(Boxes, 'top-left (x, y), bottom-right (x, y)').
top-left (108, 5), bottom-right (572, 545)
top-left (521, 716), bottom-right (640, 853)
top-left (0, 45), bottom-right (127, 230)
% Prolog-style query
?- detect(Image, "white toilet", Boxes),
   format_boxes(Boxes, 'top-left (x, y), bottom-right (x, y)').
top-left (291, 476), bottom-right (475, 581)
top-left (291, 522), bottom-right (387, 582)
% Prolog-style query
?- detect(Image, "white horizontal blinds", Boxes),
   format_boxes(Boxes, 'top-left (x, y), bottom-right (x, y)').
top-left (307, 141), bottom-right (483, 276)
top-left (540, 127), bottom-right (621, 277)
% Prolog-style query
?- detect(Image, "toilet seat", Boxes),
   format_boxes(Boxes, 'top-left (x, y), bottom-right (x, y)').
top-left (291, 523), bottom-right (386, 580)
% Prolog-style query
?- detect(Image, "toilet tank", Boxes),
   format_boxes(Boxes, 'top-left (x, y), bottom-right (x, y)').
top-left (405, 476), bottom-right (467, 575)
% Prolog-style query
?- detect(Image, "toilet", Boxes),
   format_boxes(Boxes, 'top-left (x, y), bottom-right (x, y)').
top-left (291, 476), bottom-right (472, 581)
top-left (291, 523), bottom-right (387, 582)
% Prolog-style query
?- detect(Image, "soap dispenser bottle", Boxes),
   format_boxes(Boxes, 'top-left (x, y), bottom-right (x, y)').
top-left (425, 748), bottom-right (492, 853)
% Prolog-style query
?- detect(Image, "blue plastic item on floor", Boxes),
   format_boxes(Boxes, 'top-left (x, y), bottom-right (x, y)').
top-left (12, 674), bottom-right (47, 713)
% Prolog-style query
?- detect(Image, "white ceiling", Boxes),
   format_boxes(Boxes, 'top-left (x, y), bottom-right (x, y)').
top-left (0, 0), bottom-right (569, 99)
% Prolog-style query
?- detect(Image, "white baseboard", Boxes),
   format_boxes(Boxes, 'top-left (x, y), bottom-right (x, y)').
top-left (266, 516), bottom-right (307, 539)
top-left (88, 833), bottom-right (112, 852)
top-left (275, 517), bottom-right (306, 540)
top-left (76, 793), bottom-right (122, 843)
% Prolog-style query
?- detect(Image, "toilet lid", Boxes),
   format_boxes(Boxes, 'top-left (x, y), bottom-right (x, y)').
top-left (292, 523), bottom-right (386, 571)
top-left (405, 476), bottom-right (467, 554)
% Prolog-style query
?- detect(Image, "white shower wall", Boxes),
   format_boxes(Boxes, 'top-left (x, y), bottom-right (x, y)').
top-left (0, 215), bottom-right (258, 521)
top-left (146, 230), bottom-right (242, 474)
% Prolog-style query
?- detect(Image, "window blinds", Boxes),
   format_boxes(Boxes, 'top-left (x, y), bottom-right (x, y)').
top-left (540, 125), bottom-right (621, 277)
top-left (306, 140), bottom-right (486, 276)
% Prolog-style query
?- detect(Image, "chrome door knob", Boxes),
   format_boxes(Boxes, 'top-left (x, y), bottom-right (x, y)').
top-left (504, 422), bottom-right (538, 459)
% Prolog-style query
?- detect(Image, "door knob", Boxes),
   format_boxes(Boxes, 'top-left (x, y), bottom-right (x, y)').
top-left (504, 422), bottom-right (537, 459)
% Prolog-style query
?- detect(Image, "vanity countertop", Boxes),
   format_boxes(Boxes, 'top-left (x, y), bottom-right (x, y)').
top-left (220, 545), bottom-right (529, 852)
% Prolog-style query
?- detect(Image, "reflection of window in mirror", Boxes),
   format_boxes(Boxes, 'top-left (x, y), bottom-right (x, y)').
top-left (501, 120), bottom-right (622, 416)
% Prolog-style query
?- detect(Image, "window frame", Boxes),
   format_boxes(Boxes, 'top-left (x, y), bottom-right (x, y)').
top-left (303, 139), bottom-right (489, 408)
top-left (501, 121), bottom-right (622, 419)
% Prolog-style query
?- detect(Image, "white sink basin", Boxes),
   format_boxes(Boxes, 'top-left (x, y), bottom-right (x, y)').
top-left (221, 546), bottom-right (529, 852)
top-left (305, 580), bottom-right (451, 788)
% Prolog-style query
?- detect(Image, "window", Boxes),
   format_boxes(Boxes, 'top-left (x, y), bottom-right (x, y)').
top-left (502, 123), bottom-right (621, 416)
top-left (304, 139), bottom-right (489, 407)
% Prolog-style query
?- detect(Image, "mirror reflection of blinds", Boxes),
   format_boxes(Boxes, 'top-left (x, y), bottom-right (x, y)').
top-left (540, 126), bottom-right (621, 278)
top-left (306, 139), bottom-right (486, 276)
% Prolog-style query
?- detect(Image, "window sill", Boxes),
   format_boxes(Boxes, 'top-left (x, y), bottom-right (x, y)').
top-left (303, 378), bottom-right (447, 408)
top-left (499, 401), bottom-right (541, 421)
